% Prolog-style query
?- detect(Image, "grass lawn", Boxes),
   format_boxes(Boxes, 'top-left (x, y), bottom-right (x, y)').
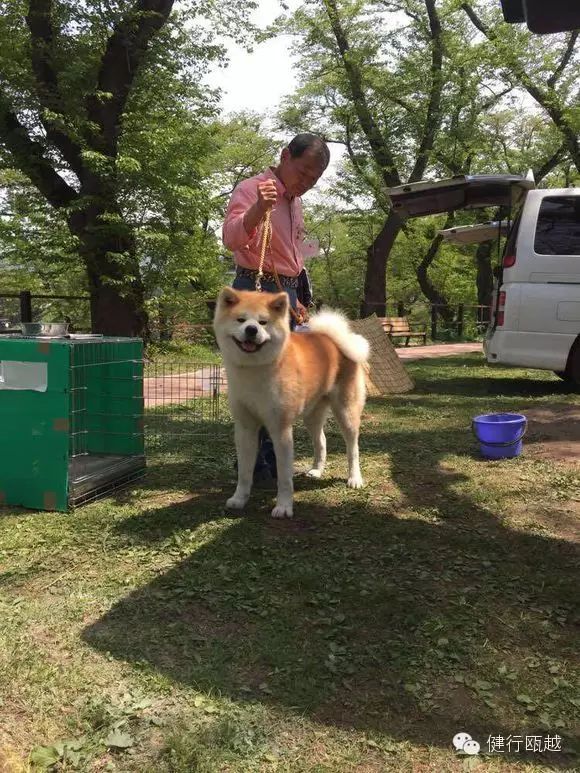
top-left (1, 355), bottom-right (578, 772)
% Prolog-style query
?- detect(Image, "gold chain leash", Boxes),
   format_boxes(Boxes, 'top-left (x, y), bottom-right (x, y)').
top-left (255, 208), bottom-right (303, 325)
top-left (255, 208), bottom-right (272, 293)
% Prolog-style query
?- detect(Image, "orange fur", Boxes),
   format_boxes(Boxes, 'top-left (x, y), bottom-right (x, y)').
top-left (213, 288), bottom-right (368, 518)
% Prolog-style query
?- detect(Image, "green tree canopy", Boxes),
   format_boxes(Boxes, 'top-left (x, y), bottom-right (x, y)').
top-left (0, 0), bottom-right (257, 335)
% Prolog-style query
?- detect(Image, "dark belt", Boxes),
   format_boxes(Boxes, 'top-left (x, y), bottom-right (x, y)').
top-left (235, 266), bottom-right (299, 289)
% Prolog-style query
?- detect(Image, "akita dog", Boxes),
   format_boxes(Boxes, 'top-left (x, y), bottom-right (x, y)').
top-left (213, 288), bottom-right (369, 518)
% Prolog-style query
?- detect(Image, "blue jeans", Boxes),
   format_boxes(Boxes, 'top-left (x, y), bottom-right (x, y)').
top-left (232, 274), bottom-right (298, 321)
top-left (232, 274), bottom-right (297, 478)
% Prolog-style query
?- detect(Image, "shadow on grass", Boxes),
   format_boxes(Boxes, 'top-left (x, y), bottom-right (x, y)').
top-left (111, 414), bottom-right (340, 539)
top-left (416, 378), bottom-right (578, 399)
top-left (83, 408), bottom-right (579, 766)
top-left (405, 358), bottom-right (578, 398)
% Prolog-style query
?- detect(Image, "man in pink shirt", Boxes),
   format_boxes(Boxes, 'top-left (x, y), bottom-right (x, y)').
top-left (222, 133), bottom-right (330, 482)
top-left (223, 133), bottom-right (329, 323)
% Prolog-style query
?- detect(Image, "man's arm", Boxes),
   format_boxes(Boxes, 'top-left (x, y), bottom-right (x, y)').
top-left (223, 179), bottom-right (278, 252)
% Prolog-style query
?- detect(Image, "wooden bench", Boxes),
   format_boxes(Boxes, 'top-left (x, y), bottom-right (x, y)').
top-left (377, 316), bottom-right (427, 346)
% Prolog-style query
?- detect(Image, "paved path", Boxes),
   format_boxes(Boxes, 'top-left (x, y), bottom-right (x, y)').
top-left (144, 343), bottom-right (483, 406)
top-left (395, 342), bottom-right (483, 360)
top-left (144, 366), bottom-right (224, 407)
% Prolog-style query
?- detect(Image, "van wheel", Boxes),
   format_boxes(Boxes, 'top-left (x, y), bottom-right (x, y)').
top-left (563, 342), bottom-right (580, 387)
top-left (554, 371), bottom-right (571, 381)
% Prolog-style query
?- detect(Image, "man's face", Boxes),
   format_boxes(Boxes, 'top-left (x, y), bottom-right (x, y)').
top-left (279, 147), bottom-right (327, 197)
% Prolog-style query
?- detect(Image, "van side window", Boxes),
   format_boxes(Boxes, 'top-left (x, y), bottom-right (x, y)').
top-left (534, 196), bottom-right (580, 256)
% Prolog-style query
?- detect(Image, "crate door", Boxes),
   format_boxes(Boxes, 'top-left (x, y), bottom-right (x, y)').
top-left (73, 340), bottom-right (144, 457)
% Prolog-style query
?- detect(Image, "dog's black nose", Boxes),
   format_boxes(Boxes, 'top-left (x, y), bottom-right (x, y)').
top-left (245, 324), bottom-right (258, 339)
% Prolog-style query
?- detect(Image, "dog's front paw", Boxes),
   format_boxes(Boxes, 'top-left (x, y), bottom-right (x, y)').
top-left (347, 474), bottom-right (364, 489)
top-left (306, 468), bottom-right (322, 479)
top-left (271, 504), bottom-right (293, 519)
top-left (226, 494), bottom-right (249, 510)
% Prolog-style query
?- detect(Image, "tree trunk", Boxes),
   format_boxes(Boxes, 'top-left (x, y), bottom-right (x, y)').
top-left (69, 203), bottom-right (149, 338)
top-left (360, 210), bottom-right (403, 317)
top-left (416, 223), bottom-right (454, 325)
top-left (87, 267), bottom-right (148, 338)
top-left (475, 240), bottom-right (494, 323)
top-left (158, 303), bottom-right (173, 342)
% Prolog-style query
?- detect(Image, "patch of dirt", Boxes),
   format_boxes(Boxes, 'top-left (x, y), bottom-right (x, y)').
top-left (0, 735), bottom-right (27, 773)
top-left (510, 501), bottom-right (580, 543)
top-left (265, 516), bottom-right (319, 535)
top-left (0, 702), bottom-right (48, 771)
top-left (25, 623), bottom-right (76, 667)
top-left (438, 684), bottom-right (477, 720)
top-left (524, 404), bottom-right (580, 464)
top-left (152, 599), bottom-right (255, 641)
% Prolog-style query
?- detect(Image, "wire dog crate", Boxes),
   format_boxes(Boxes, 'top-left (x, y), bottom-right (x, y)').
top-left (143, 359), bottom-right (231, 475)
top-left (144, 361), bottom-right (226, 442)
top-left (0, 334), bottom-right (144, 511)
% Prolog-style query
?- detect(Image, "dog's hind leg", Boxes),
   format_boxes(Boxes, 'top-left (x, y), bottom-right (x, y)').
top-left (269, 425), bottom-right (294, 518)
top-left (303, 399), bottom-right (329, 479)
top-left (330, 367), bottom-right (365, 489)
top-left (226, 418), bottom-right (260, 510)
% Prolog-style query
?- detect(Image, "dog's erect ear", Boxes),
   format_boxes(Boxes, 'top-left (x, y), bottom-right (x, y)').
top-left (268, 292), bottom-right (289, 314)
top-left (218, 287), bottom-right (240, 308)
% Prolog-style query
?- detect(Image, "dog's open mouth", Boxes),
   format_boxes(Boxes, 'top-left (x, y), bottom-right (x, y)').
top-left (233, 337), bottom-right (265, 353)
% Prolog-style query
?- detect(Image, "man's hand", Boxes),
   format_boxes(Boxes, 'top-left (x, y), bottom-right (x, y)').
top-left (256, 180), bottom-right (278, 214)
top-left (243, 180), bottom-right (278, 235)
top-left (296, 300), bottom-right (309, 323)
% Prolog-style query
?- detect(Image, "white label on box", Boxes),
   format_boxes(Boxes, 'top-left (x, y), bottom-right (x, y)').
top-left (0, 361), bottom-right (48, 392)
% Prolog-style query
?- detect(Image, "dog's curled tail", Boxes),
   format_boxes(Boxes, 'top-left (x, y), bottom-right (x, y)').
top-left (308, 310), bottom-right (370, 363)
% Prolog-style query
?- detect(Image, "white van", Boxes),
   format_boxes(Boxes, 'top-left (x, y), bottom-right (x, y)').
top-left (387, 175), bottom-right (580, 386)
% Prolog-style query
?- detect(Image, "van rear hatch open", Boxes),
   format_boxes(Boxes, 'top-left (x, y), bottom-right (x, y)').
top-left (387, 174), bottom-right (535, 219)
top-left (438, 221), bottom-right (509, 244)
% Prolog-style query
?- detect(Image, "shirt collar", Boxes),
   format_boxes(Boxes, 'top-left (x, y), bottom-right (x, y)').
top-left (265, 166), bottom-right (293, 201)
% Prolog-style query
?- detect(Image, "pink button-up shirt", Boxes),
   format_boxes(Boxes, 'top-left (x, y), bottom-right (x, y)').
top-left (222, 168), bottom-right (305, 277)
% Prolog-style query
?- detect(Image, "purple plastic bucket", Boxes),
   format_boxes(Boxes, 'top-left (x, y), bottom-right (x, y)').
top-left (472, 413), bottom-right (527, 460)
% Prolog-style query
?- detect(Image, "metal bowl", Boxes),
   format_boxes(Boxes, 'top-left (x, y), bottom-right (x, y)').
top-left (21, 322), bottom-right (69, 337)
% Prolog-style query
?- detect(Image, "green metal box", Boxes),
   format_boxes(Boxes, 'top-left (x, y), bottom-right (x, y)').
top-left (0, 335), bottom-right (145, 511)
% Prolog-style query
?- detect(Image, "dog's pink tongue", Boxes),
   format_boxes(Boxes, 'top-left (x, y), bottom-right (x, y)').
top-left (241, 341), bottom-right (257, 352)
